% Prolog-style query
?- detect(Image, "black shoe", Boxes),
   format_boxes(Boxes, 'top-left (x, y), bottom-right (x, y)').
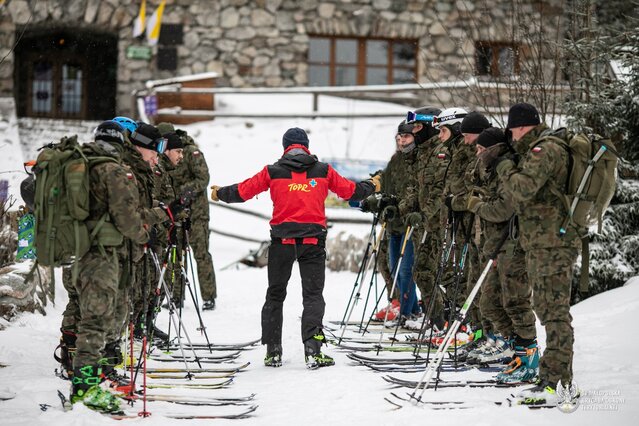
top-left (264, 343), bottom-right (282, 367)
top-left (202, 299), bottom-right (216, 311)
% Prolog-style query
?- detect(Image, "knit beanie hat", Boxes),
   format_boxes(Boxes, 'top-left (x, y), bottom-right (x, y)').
top-left (164, 132), bottom-right (184, 150)
top-left (476, 127), bottom-right (506, 148)
top-left (282, 127), bottom-right (309, 149)
top-left (461, 112), bottom-right (491, 134)
top-left (507, 103), bottom-right (540, 129)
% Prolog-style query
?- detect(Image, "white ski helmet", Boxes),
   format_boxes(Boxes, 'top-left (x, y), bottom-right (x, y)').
top-left (433, 107), bottom-right (469, 129)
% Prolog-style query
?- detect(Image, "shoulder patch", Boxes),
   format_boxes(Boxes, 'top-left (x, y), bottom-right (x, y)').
top-left (531, 146), bottom-right (543, 154)
top-left (126, 172), bottom-right (134, 180)
top-left (154, 170), bottom-right (162, 176)
top-left (437, 153), bottom-right (447, 159)
top-left (193, 151), bottom-right (201, 156)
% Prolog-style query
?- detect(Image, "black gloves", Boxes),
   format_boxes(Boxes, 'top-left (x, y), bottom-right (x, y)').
top-left (444, 194), bottom-right (454, 210)
top-left (360, 195), bottom-right (379, 213)
top-left (147, 227), bottom-right (159, 250)
top-left (404, 212), bottom-right (422, 228)
top-left (382, 205), bottom-right (398, 221)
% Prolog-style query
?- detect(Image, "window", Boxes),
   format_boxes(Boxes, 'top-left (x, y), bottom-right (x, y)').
top-left (475, 41), bottom-right (519, 77)
top-left (157, 24), bottom-right (183, 71)
top-left (308, 36), bottom-right (418, 86)
top-left (27, 56), bottom-right (86, 118)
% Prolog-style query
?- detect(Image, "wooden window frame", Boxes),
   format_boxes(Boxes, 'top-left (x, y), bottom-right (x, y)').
top-left (475, 41), bottom-right (520, 78)
top-left (308, 35), bottom-right (418, 86)
top-left (25, 52), bottom-right (88, 119)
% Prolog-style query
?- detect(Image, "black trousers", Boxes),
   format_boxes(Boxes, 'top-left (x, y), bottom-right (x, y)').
top-left (261, 239), bottom-right (326, 346)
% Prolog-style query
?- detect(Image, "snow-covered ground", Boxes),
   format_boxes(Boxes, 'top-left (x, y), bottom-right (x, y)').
top-left (0, 94), bottom-right (637, 425)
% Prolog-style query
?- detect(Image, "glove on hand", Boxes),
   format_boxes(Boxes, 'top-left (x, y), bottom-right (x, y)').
top-left (404, 212), bottom-right (422, 228)
top-left (210, 185), bottom-right (220, 202)
top-left (147, 227), bottom-right (159, 250)
top-left (466, 196), bottom-right (482, 213)
top-left (368, 175), bottom-right (382, 193)
top-left (444, 194), bottom-right (454, 210)
top-left (382, 205), bottom-right (398, 221)
top-left (360, 195), bottom-right (379, 213)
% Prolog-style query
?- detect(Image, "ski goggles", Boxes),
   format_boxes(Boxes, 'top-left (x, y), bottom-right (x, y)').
top-left (406, 111), bottom-right (435, 124)
top-left (131, 131), bottom-right (167, 154)
top-left (432, 112), bottom-right (468, 127)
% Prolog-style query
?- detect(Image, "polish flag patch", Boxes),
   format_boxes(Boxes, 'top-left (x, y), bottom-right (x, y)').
top-left (437, 153), bottom-right (447, 159)
top-left (126, 172), bottom-right (134, 180)
top-left (193, 151), bottom-right (201, 156)
top-left (532, 147), bottom-right (543, 154)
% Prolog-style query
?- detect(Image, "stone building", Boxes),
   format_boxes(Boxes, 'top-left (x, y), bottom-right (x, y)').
top-left (0, 0), bottom-right (566, 120)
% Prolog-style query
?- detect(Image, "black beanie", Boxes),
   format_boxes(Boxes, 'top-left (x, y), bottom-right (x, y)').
top-left (282, 127), bottom-right (309, 149)
top-left (164, 132), bottom-right (184, 150)
top-left (476, 127), bottom-right (506, 148)
top-left (507, 103), bottom-right (540, 129)
top-left (131, 123), bottom-right (163, 150)
top-left (461, 112), bottom-right (490, 134)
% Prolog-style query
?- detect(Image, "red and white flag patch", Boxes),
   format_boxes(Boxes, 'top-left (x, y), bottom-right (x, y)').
top-left (531, 146), bottom-right (543, 154)
top-left (126, 172), bottom-right (134, 180)
top-left (437, 153), bottom-right (447, 159)
top-left (193, 150), bottom-right (201, 156)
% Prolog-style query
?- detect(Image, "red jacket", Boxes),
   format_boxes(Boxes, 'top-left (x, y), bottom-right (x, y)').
top-left (218, 145), bottom-right (375, 239)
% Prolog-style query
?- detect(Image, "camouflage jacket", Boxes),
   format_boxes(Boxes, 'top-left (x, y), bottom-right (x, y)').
top-left (154, 155), bottom-right (178, 205)
top-left (417, 135), bottom-right (457, 232)
top-left (83, 141), bottom-right (148, 248)
top-left (496, 125), bottom-right (580, 251)
top-left (381, 148), bottom-right (419, 234)
top-left (472, 144), bottom-right (520, 257)
top-left (169, 133), bottom-right (210, 220)
top-left (448, 141), bottom-right (479, 212)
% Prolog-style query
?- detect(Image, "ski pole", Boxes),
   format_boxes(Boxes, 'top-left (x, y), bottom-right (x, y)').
top-left (408, 229), bottom-right (509, 403)
top-left (338, 214), bottom-right (380, 328)
top-left (375, 225), bottom-right (414, 354)
top-left (337, 218), bottom-right (386, 344)
top-left (412, 214), bottom-right (455, 357)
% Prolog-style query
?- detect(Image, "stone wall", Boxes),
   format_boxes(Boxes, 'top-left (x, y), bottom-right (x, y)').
top-left (0, 0), bottom-right (565, 116)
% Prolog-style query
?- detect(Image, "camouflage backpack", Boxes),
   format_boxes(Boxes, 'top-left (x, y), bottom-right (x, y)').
top-left (32, 136), bottom-right (118, 269)
top-left (538, 128), bottom-right (619, 293)
top-left (538, 128), bottom-right (619, 234)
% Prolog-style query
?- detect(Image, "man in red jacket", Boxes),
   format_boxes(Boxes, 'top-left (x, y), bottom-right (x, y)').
top-left (210, 128), bottom-right (380, 369)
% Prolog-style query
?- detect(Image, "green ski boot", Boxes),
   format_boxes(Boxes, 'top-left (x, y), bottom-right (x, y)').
top-left (304, 333), bottom-right (335, 369)
top-left (264, 343), bottom-right (282, 367)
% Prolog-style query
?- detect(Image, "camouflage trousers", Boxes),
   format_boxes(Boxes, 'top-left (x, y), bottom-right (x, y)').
top-left (72, 248), bottom-right (127, 368)
top-left (463, 238), bottom-right (483, 330)
top-left (131, 252), bottom-right (160, 327)
top-left (412, 227), bottom-right (444, 320)
top-left (377, 233), bottom-right (394, 298)
top-left (479, 243), bottom-right (536, 340)
top-left (63, 253), bottom-right (130, 347)
top-left (527, 247), bottom-right (578, 386)
top-left (185, 217), bottom-right (217, 302)
top-left (61, 267), bottom-right (79, 334)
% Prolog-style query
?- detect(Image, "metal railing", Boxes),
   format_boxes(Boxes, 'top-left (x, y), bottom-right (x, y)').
top-left (133, 77), bottom-right (572, 120)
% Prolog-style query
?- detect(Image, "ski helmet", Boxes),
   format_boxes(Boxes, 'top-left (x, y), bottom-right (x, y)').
top-left (434, 107), bottom-right (469, 129)
top-left (397, 120), bottom-right (414, 134)
top-left (406, 106), bottom-right (442, 145)
top-left (94, 120), bottom-right (125, 144)
top-left (113, 116), bottom-right (139, 134)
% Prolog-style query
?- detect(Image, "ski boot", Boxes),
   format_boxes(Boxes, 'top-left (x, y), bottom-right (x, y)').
top-left (373, 299), bottom-right (400, 322)
top-left (264, 343), bottom-right (282, 367)
top-left (71, 365), bottom-right (121, 413)
top-left (54, 329), bottom-right (76, 379)
top-left (496, 340), bottom-right (539, 384)
top-left (202, 298), bottom-right (216, 311)
top-left (304, 333), bottom-right (334, 369)
top-left (475, 335), bottom-right (514, 365)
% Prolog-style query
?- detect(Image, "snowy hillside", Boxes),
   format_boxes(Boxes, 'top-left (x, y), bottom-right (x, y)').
top-left (0, 95), bottom-right (637, 425)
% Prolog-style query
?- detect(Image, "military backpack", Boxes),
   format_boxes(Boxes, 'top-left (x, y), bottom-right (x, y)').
top-left (32, 136), bottom-right (119, 268)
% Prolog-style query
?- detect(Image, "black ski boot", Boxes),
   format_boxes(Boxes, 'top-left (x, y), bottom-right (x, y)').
top-left (264, 343), bottom-right (282, 367)
top-left (304, 332), bottom-right (334, 369)
top-left (202, 298), bottom-right (216, 311)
